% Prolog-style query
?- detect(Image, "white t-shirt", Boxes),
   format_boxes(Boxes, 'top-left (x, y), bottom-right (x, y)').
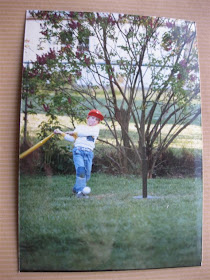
top-left (65, 124), bottom-right (100, 151)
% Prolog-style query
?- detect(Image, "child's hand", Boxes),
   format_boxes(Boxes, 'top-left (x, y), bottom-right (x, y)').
top-left (66, 131), bottom-right (74, 135)
top-left (54, 129), bottom-right (62, 134)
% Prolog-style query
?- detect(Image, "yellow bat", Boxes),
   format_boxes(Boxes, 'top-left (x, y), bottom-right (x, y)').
top-left (19, 133), bottom-right (54, 159)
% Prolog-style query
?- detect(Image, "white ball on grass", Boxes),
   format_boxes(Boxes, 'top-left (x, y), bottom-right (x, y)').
top-left (82, 186), bottom-right (91, 195)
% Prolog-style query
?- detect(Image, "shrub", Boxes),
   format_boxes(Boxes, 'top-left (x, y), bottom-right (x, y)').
top-left (19, 117), bottom-right (75, 175)
top-left (154, 148), bottom-right (202, 178)
top-left (93, 147), bottom-right (202, 178)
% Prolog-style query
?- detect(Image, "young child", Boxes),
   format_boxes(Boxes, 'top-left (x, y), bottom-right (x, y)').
top-left (54, 109), bottom-right (104, 198)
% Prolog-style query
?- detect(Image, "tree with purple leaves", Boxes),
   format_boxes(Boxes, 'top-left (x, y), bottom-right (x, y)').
top-left (22, 11), bottom-right (201, 197)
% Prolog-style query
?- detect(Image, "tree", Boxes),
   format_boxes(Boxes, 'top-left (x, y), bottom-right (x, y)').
top-left (21, 50), bottom-right (88, 138)
top-left (24, 11), bottom-right (201, 197)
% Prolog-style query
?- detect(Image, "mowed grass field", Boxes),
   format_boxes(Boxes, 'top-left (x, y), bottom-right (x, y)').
top-left (19, 173), bottom-right (202, 272)
top-left (19, 93), bottom-right (203, 271)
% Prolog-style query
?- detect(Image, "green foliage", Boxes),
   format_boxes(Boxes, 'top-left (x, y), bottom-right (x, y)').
top-left (22, 10), bottom-right (201, 180)
top-left (19, 173), bottom-right (202, 271)
top-left (36, 116), bottom-right (75, 174)
top-left (21, 42), bottom-right (86, 138)
top-left (59, 30), bottom-right (73, 45)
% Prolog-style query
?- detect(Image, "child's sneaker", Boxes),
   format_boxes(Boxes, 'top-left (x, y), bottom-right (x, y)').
top-left (76, 191), bottom-right (89, 199)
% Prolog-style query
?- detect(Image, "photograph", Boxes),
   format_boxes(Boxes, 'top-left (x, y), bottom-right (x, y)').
top-left (18, 10), bottom-right (203, 272)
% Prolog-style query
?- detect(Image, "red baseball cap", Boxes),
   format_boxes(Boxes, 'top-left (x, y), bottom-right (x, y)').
top-left (88, 109), bottom-right (104, 121)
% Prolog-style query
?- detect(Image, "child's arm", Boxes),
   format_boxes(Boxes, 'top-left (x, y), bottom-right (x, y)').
top-left (54, 129), bottom-right (76, 142)
top-left (72, 126), bottom-right (99, 138)
top-left (65, 130), bottom-right (78, 139)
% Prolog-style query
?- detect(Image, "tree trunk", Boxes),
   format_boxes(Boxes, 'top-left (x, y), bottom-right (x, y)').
top-left (141, 146), bottom-right (148, 198)
top-left (23, 94), bottom-right (28, 145)
top-left (147, 149), bottom-right (156, 179)
top-left (147, 161), bottom-right (156, 179)
top-left (115, 107), bottom-right (131, 173)
top-left (139, 140), bottom-right (148, 197)
top-left (139, 102), bottom-right (148, 198)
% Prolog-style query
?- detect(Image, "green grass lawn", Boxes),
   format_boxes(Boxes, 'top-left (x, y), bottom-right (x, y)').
top-left (19, 173), bottom-right (202, 272)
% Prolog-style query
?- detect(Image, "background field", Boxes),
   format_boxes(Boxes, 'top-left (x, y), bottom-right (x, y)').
top-left (19, 173), bottom-right (202, 271)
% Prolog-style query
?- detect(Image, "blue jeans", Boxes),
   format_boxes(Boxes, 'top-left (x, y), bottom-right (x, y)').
top-left (72, 147), bottom-right (94, 193)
